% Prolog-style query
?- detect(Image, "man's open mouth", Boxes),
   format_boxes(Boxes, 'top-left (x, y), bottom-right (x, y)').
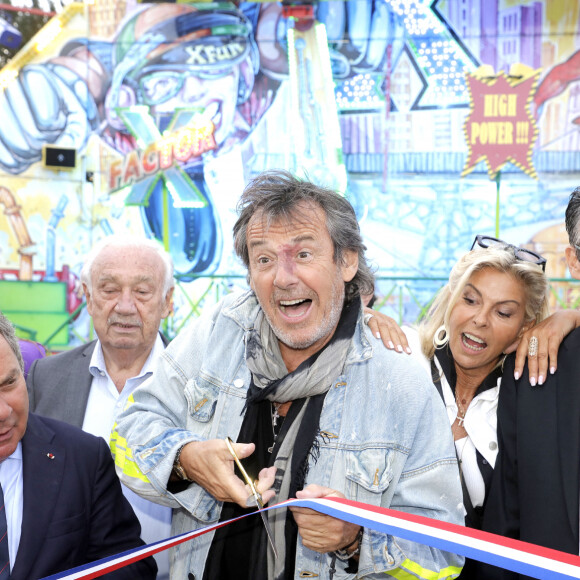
top-left (279, 298), bottom-right (312, 318)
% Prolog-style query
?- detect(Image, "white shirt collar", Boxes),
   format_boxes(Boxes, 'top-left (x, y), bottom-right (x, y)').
top-left (89, 334), bottom-right (165, 379)
top-left (0, 441), bottom-right (22, 464)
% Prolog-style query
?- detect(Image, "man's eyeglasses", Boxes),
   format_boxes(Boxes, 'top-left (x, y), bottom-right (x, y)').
top-left (138, 68), bottom-right (234, 106)
top-left (471, 235), bottom-right (547, 272)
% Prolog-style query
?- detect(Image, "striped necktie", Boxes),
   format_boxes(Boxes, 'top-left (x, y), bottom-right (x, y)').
top-left (0, 483), bottom-right (9, 578)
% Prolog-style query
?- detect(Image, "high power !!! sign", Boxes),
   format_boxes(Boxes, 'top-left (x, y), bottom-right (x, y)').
top-left (462, 67), bottom-right (541, 180)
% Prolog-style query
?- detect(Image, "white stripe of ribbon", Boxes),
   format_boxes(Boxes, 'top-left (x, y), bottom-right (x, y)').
top-left (41, 497), bottom-right (580, 580)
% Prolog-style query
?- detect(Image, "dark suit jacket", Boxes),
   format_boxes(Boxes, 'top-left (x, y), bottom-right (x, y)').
top-left (26, 334), bottom-right (169, 427)
top-left (27, 341), bottom-right (97, 428)
top-left (12, 413), bottom-right (157, 580)
top-left (481, 330), bottom-right (580, 580)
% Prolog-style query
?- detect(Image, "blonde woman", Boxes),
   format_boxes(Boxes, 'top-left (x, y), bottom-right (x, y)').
top-left (367, 236), bottom-right (551, 578)
top-left (414, 237), bottom-right (548, 528)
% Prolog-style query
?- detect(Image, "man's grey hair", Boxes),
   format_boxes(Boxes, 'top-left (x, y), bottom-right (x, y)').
top-left (565, 186), bottom-right (580, 252)
top-left (233, 170), bottom-right (374, 301)
top-left (0, 311), bottom-right (24, 372)
top-left (80, 235), bottom-right (175, 295)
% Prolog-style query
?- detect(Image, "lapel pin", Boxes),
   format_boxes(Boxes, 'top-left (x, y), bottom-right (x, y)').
top-left (46, 453), bottom-right (55, 459)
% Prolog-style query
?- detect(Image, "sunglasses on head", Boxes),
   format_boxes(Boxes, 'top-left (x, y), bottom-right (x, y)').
top-left (470, 235), bottom-right (547, 272)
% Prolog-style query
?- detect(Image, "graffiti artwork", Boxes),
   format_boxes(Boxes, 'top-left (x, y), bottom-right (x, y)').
top-left (0, 0), bottom-right (579, 345)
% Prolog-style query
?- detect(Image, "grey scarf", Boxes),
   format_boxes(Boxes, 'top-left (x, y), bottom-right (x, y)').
top-left (245, 298), bottom-right (359, 579)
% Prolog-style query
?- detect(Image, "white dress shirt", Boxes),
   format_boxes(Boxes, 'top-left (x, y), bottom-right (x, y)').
top-left (84, 335), bottom-right (171, 580)
top-left (0, 443), bottom-right (23, 571)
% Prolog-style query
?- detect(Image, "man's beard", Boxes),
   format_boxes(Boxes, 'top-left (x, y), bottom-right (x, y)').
top-left (263, 279), bottom-right (345, 351)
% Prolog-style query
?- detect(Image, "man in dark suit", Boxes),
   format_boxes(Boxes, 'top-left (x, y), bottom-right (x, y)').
top-left (482, 187), bottom-right (580, 579)
top-left (26, 235), bottom-right (174, 578)
top-left (0, 310), bottom-right (156, 579)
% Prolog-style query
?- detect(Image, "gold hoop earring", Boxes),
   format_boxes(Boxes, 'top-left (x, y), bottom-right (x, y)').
top-left (433, 324), bottom-right (449, 349)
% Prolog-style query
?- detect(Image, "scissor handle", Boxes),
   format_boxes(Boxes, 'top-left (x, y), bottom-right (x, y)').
top-left (225, 437), bottom-right (261, 504)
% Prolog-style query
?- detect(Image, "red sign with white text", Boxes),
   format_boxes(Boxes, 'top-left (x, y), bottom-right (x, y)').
top-left (462, 69), bottom-right (540, 179)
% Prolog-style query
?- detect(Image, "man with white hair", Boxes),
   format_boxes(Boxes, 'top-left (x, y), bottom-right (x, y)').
top-left (26, 235), bottom-right (175, 579)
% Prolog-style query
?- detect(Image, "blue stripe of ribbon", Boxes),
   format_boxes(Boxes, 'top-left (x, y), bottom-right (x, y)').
top-left (41, 498), bottom-right (580, 580)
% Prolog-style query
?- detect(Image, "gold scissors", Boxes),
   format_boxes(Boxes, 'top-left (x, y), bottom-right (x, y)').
top-left (225, 437), bottom-right (278, 558)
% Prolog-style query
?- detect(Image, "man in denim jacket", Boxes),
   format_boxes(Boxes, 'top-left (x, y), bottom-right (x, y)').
top-left (112, 170), bottom-right (464, 579)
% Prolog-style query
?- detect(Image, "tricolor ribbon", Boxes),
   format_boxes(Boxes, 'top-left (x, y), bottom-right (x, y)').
top-left (41, 497), bottom-right (580, 580)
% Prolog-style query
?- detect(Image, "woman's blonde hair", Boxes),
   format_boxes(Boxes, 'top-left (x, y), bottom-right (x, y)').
top-left (418, 245), bottom-right (550, 360)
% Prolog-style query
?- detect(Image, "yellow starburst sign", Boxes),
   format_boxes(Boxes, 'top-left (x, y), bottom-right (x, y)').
top-left (462, 65), bottom-right (541, 180)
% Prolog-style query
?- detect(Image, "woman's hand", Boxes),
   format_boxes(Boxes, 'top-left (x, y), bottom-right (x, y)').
top-left (508, 310), bottom-right (580, 386)
top-left (363, 307), bottom-right (411, 354)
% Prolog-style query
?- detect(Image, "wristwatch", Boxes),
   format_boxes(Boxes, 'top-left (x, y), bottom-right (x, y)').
top-left (173, 444), bottom-right (193, 482)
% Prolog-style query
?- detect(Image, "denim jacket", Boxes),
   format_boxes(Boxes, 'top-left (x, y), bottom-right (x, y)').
top-left (112, 291), bottom-right (465, 579)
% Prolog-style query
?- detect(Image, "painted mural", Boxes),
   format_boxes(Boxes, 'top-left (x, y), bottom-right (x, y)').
top-left (0, 0), bottom-right (579, 347)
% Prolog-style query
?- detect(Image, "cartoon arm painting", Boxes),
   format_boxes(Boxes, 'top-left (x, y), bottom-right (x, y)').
top-left (0, 49), bottom-right (103, 174)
